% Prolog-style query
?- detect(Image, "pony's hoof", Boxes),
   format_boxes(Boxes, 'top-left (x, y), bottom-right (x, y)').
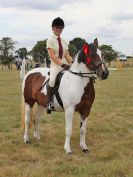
top-left (25, 140), bottom-right (30, 144)
top-left (82, 149), bottom-right (89, 153)
top-left (24, 136), bottom-right (30, 144)
top-left (66, 150), bottom-right (73, 154)
top-left (34, 135), bottom-right (40, 141)
top-left (64, 147), bottom-right (72, 154)
top-left (34, 132), bottom-right (40, 140)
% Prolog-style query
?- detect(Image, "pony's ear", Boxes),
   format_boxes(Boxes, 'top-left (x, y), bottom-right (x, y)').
top-left (94, 38), bottom-right (98, 48)
top-left (83, 43), bottom-right (89, 55)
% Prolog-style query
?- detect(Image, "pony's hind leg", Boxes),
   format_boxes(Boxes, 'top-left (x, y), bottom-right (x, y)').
top-left (24, 103), bottom-right (32, 143)
top-left (33, 104), bottom-right (45, 140)
top-left (80, 115), bottom-right (89, 152)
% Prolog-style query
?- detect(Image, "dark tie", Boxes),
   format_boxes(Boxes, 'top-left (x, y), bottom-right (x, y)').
top-left (57, 37), bottom-right (63, 59)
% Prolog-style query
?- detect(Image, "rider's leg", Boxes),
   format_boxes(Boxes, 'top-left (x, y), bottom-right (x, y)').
top-left (46, 65), bottom-right (63, 114)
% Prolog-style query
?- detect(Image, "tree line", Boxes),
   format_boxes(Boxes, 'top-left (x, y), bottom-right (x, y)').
top-left (0, 37), bottom-right (118, 69)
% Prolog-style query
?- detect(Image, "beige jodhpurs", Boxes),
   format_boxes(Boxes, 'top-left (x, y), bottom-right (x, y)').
top-left (49, 65), bottom-right (63, 87)
top-left (49, 59), bottom-right (68, 87)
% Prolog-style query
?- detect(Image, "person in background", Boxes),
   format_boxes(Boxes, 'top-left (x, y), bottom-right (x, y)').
top-left (46, 17), bottom-right (73, 114)
top-left (16, 57), bottom-right (22, 70)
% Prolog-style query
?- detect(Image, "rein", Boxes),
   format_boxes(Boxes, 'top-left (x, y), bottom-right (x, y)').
top-left (69, 70), bottom-right (96, 79)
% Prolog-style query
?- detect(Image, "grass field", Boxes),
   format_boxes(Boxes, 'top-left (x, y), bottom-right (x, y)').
top-left (0, 67), bottom-right (133, 177)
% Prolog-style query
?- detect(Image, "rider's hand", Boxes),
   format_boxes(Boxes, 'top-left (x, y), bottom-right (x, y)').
top-left (61, 64), bottom-right (70, 70)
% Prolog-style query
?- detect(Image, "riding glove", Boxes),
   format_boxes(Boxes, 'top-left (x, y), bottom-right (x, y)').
top-left (61, 64), bottom-right (70, 70)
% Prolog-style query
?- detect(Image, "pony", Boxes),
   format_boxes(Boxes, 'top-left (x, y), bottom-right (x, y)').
top-left (22, 38), bottom-right (109, 153)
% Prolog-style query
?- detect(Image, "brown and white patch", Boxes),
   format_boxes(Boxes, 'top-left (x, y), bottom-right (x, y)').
top-left (24, 72), bottom-right (47, 108)
top-left (75, 80), bottom-right (95, 119)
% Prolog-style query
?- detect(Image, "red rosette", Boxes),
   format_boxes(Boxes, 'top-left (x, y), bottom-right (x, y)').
top-left (86, 57), bottom-right (91, 64)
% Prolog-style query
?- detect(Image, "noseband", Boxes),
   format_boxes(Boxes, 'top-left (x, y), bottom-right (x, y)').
top-left (88, 59), bottom-right (103, 71)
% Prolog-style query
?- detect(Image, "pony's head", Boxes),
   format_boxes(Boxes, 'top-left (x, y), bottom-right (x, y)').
top-left (77, 38), bottom-right (109, 80)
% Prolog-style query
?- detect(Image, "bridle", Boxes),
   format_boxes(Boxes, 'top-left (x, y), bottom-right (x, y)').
top-left (88, 59), bottom-right (103, 71)
top-left (69, 49), bottom-right (104, 79)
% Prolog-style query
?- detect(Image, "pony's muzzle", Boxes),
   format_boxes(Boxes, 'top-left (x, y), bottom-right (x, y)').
top-left (101, 69), bottom-right (109, 80)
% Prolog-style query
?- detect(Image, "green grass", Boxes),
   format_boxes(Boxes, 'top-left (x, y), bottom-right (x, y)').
top-left (0, 67), bottom-right (133, 177)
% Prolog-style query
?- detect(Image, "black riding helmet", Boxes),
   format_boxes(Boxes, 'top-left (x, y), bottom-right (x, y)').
top-left (52, 17), bottom-right (64, 28)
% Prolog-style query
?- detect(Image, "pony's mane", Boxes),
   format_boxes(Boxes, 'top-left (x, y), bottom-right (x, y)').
top-left (76, 43), bottom-right (97, 64)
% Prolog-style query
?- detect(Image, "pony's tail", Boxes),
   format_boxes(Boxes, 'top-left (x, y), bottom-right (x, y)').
top-left (21, 58), bottom-right (26, 132)
top-left (21, 94), bottom-right (25, 132)
top-left (29, 108), bottom-right (34, 129)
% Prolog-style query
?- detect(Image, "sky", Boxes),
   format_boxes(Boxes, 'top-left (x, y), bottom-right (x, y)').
top-left (0, 0), bottom-right (133, 55)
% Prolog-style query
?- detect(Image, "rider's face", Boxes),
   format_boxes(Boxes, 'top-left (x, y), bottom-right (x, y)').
top-left (52, 26), bottom-right (64, 36)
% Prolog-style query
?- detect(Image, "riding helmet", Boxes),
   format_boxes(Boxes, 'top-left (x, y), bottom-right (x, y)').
top-left (52, 17), bottom-right (64, 27)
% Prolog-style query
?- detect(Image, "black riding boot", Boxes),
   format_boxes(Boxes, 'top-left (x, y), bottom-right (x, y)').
top-left (46, 84), bottom-right (54, 114)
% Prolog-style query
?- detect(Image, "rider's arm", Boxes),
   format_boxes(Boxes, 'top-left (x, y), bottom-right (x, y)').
top-left (47, 48), bottom-right (62, 66)
top-left (65, 50), bottom-right (73, 65)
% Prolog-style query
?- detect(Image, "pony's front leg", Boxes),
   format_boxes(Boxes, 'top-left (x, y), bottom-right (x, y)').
top-left (24, 104), bottom-right (32, 143)
top-left (64, 107), bottom-right (74, 154)
top-left (80, 116), bottom-right (89, 152)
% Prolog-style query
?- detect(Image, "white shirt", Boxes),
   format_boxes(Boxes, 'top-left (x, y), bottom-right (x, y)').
top-left (46, 33), bottom-right (68, 66)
